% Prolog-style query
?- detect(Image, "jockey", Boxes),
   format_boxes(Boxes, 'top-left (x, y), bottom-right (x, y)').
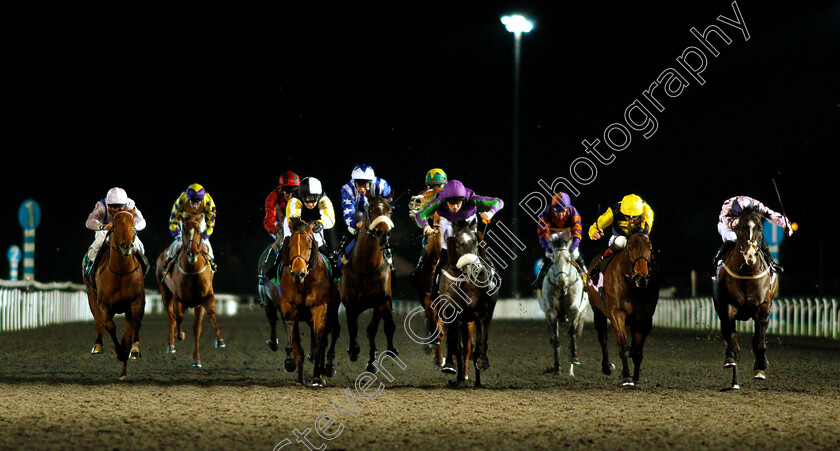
top-left (283, 177), bottom-right (339, 275)
top-left (258, 171), bottom-right (301, 286)
top-left (416, 180), bottom-right (503, 288)
top-left (162, 183), bottom-right (217, 279)
top-left (713, 195), bottom-right (793, 274)
top-left (408, 168), bottom-right (448, 287)
top-left (587, 194), bottom-right (654, 285)
top-left (530, 192), bottom-right (586, 291)
top-left (334, 164), bottom-right (394, 266)
top-left (84, 187), bottom-right (149, 280)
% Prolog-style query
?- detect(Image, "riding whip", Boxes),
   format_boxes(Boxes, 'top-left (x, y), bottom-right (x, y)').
top-left (771, 178), bottom-right (791, 233)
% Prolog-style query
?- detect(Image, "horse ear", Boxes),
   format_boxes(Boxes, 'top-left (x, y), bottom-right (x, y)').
top-left (384, 193), bottom-right (394, 202)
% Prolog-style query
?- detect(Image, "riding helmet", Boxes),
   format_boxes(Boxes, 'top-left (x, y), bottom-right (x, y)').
top-left (299, 177), bottom-right (323, 203)
top-left (279, 171), bottom-right (301, 188)
top-left (351, 164), bottom-right (376, 184)
top-left (425, 168), bottom-right (448, 187)
top-left (105, 187), bottom-right (128, 207)
top-left (619, 194), bottom-right (644, 217)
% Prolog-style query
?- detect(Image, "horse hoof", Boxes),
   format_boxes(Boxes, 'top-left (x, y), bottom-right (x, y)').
top-left (568, 365), bottom-right (575, 377)
top-left (754, 371), bottom-right (766, 380)
top-left (729, 384), bottom-right (741, 391)
top-left (192, 361), bottom-right (202, 368)
top-left (723, 358), bottom-right (737, 368)
top-left (119, 375), bottom-right (128, 381)
top-left (441, 365), bottom-right (457, 374)
top-left (215, 339), bottom-right (226, 348)
top-left (130, 351), bottom-right (142, 360)
top-left (544, 367), bottom-right (560, 375)
top-left (307, 354), bottom-right (314, 363)
top-left (476, 357), bottom-right (490, 371)
top-left (571, 358), bottom-right (581, 366)
top-left (602, 363), bottom-right (615, 375)
top-left (621, 380), bottom-right (635, 387)
top-left (310, 378), bottom-right (325, 388)
top-left (325, 364), bottom-right (336, 378)
top-left (165, 345), bottom-right (176, 354)
top-left (347, 347), bottom-right (360, 362)
top-left (387, 348), bottom-right (399, 357)
top-left (423, 344), bottom-right (434, 355)
top-left (266, 339), bottom-right (279, 352)
top-left (90, 344), bottom-right (103, 355)
top-left (284, 359), bottom-right (296, 373)
top-left (365, 362), bottom-right (377, 373)
top-left (447, 379), bottom-right (467, 389)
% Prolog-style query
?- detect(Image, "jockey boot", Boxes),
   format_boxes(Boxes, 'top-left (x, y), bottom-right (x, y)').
top-left (334, 232), bottom-right (354, 264)
top-left (530, 256), bottom-right (552, 291)
top-left (760, 241), bottom-right (783, 273)
top-left (319, 244), bottom-right (339, 278)
top-left (409, 251), bottom-right (428, 291)
top-left (259, 246), bottom-right (280, 286)
top-left (589, 249), bottom-right (613, 286)
top-left (712, 241), bottom-right (736, 274)
top-left (83, 255), bottom-right (95, 284)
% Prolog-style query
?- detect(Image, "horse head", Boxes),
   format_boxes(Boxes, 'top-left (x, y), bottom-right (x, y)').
top-left (548, 236), bottom-right (574, 291)
top-left (364, 194), bottom-right (394, 247)
top-left (288, 218), bottom-right (316, 285)
top-left (625, 228), bottom-right (653, 288)
top-left (734, 207), bottom-right (764, 268)
top-left (111, 211), bottom-right (136, 257)
top-left (450, 219), bottom-right (494, 287)
top-left (181, 220), bottom-right (203, 265)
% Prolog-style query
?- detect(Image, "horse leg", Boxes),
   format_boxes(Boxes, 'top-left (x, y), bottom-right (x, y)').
top-left (753, 308), bottom-right (771, 380)
top-left (610, 311), bottom-right (633, 386)
top-left (365, 308), bottom-right (383, 373)
top-left (86, 289), bottom-right (104, 354)
top-left (292, 319), bottom-right (305, 385)
top-left (325, 301), bottom-right (340, 378)
top-left (101, 305), bottom-right (128, 379)
top-left (345, 306), bottom-right (361, 362)
top-left (544, 313), bottom-right (561, 374)
top-left (128, 297), bottom-right (144, 360)
top-left (280, 304), bottom-right (297, 373)
top-left (592, 308), bottom-right (613, 375)
top-left (206, 297), bottom-right (225, 349)
top-left (309, 304), bottom-right (328, 387)
top-left (467, 321), bottom-right (481, 388)
top-left (174, 301), bottom-right (186, 341)
top-left (630, 318), bottom-right (652, 384)
top-left (719, 307), bottom-right (741, 389)
top-left (465, 321), bottom-right (474, 381)
top-left (264, 291), bottom-right (280, 352)
top-left (445, 320), bottom-right (465, 388)
top-left (192, 305), bottom-right (205, 368)
top-left (382, 303), bottom-right (399, 356)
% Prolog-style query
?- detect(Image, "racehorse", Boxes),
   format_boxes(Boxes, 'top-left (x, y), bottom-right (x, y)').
top-left (586, 228), bottom-right (659, 386)
top-left (339, 194), bottom-right (398, 373)
top-left (438, 219), bottom-right (499, 388)
top-left (82, 211), bottom-right (145, 380)
top-left (712, 207), bottom-right (780, 390)
top-left (408, 190), bottom-right (467, 373)
top-left (537, 233), bottom-right (588, 376)
top-left (155, 218), bottom-right (225, 368)
top-left (258, 232), bottom-right (283, 352)
top-left (268, 218), bottom-right (340, 387)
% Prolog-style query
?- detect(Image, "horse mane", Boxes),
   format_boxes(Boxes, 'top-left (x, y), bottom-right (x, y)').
top-left (289, 217), bottom-right (309, 232)
top-left (737, 205), bottom-right (763, 224)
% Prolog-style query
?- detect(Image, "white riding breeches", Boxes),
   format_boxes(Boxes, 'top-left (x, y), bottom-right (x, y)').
top-left (282, 219), bottom-right (326, 248)
top-left (717, 221), bottom-right (737, 242)
top-left (439, 215), bottom-right (477, 250)
top-left (88, 230), bottom-right (144, 261)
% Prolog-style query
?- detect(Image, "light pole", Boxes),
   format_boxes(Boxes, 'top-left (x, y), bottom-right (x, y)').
top-left (501, 14), bottom-right (533, 298)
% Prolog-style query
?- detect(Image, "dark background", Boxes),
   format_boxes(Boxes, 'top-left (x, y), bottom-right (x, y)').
top-left (2, 2), bottom-right (838, 298)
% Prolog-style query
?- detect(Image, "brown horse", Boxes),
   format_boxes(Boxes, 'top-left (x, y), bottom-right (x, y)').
top-left (269, 218), bottom-right (340, 386)
top-left (82, 210), bottom-right (145, 380)
top-left (259, 231), bottom-right (284, 352)
top-left (712, 207), bottom-right (779, 390)
top-left (586, 228), bottom-right (659, 386)
top-left (340, 194), bottom-right (398, 373)
top-left (437, 219), bottom-right (499, 388)
top-left (155, 219), bottom-right (225, 368)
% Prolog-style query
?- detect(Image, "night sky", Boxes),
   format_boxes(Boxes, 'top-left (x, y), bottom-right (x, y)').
top-left (3, 2), bottom-right (839, 298)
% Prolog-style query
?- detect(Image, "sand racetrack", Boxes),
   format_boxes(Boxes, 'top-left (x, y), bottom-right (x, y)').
top-left (1, 307), bottom-right (839, 450)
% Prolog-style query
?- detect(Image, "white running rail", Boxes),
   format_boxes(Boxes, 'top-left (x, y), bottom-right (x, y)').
top-left (653, 297), bottom-right (840, 339)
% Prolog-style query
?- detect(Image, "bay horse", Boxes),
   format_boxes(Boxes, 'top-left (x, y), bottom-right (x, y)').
top-left (258, 231), bottom-right (284, 353)
top-left (712, 207), bottom-right (779, 390)
top-left (339, 194), bottom-right (397, 373)
top-left (269, 218), bottom-right (340, 387)
top-left (155, 218), bottom-right (225, 368)
top-left (538, 234), bottom-right (588, 376)
top-left (438, 219), bottom-right (499, 388)
top-left (82, 210), bottom-right (145, 380)
top-left (586, 228), bottom-right (659, 386)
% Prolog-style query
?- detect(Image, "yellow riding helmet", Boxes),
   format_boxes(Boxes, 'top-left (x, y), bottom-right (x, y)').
top-left (619, 194), bottom-right (644, 217)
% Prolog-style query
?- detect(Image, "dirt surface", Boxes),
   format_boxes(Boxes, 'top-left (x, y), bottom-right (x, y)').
top-left (1, 307), bottom-right (839, 450)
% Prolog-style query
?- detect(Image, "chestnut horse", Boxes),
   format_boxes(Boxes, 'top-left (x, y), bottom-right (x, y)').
top-left (438, 219), bottom-right (499, 388)
top-left (269, 219), bottom-right (340, 387)
top-left (586, 228), bottom-right (659, 386)
top-left (340, 195), bottom-right (397, 373)
top-left (155, 218), bottom-right (225, 368)
top-left (712, 207), bottom-right (779, 390)
top-left (82, 211), bottom-right (145, 380)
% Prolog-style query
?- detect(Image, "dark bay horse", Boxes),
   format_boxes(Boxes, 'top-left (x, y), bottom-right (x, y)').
top-left (339, 195), bottom-right (397, 373)
top-left (82, 211), bottom-right (145, 380)
top-left (586, 229), bottom-right (659, 386)
top-left (155, 218), bottom-right (225, 368)
top-left (712, 207), bottom-right (779, 390)
top-left (269, 219), bottom-right (340, 387)
top-left (259, 230), bottom-right (284, 352)
top-left (438, 219), bottom-right (499, 388)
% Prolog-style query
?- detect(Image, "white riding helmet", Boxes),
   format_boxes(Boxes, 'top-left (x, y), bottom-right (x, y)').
top-left (105, 187), bottom-right (128, 206)
top-left (299, 177), bottom-right (323, 203)
top-left (351, 164), bottom-right (375, 183)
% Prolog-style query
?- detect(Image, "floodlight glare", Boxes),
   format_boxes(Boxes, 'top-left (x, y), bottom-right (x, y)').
top-left (501, 15), bottom-right (533, 34)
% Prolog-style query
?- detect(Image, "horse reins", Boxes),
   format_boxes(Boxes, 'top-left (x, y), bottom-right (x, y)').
top-left (178, 228), bottom-right (210, 276)
top-left (105, 227), bottom-right (141, 276)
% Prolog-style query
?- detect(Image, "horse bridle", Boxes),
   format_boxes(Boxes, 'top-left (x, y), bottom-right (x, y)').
top-left (178, 225), bottom-right (210, 275)
top-left (105, 219), bottom-right (140, 276)
top-left (623, 235), bottom-right (652, 283)
top-left (361, 199), bottom-right (392, 245)
top-left (288, 230), bottom-right (317, 277)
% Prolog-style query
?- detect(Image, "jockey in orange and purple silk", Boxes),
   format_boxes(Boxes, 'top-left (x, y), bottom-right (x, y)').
top-left (713, 195), bottom-right (793, 274)
top-left (530, 192), bottom-right (586, 291)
